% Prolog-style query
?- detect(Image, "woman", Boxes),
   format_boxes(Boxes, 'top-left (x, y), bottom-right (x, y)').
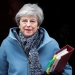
top-left (0, 3), bottom-right (72, 75)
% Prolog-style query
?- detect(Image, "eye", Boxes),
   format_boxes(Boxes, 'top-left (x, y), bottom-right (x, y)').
top-left (31, 21), bottom-right (35, 22)
top-left (30, 20), bottom-right (36, 23)
top-left (22, 20), bottom-right (27, 22)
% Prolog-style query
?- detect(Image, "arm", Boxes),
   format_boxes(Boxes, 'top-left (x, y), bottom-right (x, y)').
top-left (0, 44), bottom-right (8, 75)
top-left (50, 39), bottom-right (72, 75)
top-left (42, 61), bottom-right (72, 75)
top-left (52, 39), bottom-right (72, 75)
top-left (62, 62), bottom-right (72, 75)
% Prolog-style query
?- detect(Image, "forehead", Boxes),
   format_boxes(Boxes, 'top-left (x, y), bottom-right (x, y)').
top-left (20, 15), bottom-right (38, 20)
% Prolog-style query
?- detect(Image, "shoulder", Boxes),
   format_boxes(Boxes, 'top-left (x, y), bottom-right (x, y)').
top-left (50, 38), bottom-right (59, 46)
top-left (39, 27), bottom-right (60, 51)
top-left (0, 37), bottom-right (10, 49)
top-left (0, 27), bottom-right (18, 48)
top-left (40, 27), bottom-right (59, 45)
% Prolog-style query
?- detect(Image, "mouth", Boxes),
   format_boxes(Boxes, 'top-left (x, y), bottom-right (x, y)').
top-left (25, 29), bottom-right (31, 32)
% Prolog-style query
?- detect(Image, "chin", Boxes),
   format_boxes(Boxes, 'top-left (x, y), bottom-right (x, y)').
top-left (25, 35), bottom-right (33, 38)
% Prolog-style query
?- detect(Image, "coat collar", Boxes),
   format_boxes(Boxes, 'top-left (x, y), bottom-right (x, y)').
top-left (8, 27), bottom-right (52, 49)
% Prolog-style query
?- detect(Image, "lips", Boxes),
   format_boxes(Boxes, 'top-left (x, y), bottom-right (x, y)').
top-left (25, 29), bottom-right (31, 31)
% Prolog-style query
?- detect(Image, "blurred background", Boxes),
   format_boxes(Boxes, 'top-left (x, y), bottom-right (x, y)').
top-left (0, 0), bottom-right (75, 74)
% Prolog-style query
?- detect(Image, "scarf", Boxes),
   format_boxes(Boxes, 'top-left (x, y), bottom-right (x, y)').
top-left (18, 29), bottom-right (44, 75)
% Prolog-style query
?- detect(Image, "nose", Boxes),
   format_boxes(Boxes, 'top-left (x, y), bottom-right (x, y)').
top-left (26, 21), bottom-right (31, 26)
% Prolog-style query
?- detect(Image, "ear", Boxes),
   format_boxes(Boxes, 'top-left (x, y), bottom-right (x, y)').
top-left (19, 25), bottom-right (20, 29)
top-left (37, 26), bottom-right (39, 29)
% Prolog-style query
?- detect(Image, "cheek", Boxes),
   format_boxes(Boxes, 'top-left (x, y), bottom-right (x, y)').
top-left (34, 26), bottom-right (39, 32)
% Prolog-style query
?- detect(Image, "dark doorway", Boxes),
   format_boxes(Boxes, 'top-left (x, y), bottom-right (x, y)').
top-left (0, 0), bottom-right (74, 75)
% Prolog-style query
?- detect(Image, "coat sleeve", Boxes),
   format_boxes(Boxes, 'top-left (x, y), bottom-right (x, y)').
top-left (0, 43), bottom-right (8, 75)
top-left (62, 62), bottom-right (72, 75)
top-left (50, 38), bottom-right (72, 75)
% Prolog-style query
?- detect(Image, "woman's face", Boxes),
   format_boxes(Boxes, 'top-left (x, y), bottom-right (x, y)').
top-left (19, 16), bottom-right (39, 38)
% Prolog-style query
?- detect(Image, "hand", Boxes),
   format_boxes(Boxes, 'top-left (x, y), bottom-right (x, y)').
top-left (50, 72), bottom-right (63, 75)
top-left (42, 71), bottom-right (50, 75)
top-left (42, 71), bottom-right (63, 75)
